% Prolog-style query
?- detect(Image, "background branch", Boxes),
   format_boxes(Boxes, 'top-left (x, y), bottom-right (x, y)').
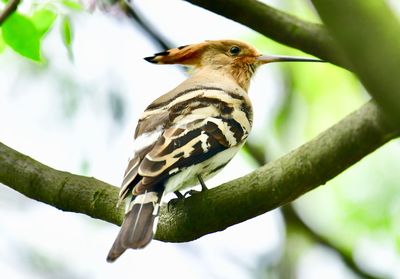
top-left (243, 130), bottom-right (378, 278)
top-left (184, 0), bottom-right (347, 67)
top-left (0, 0), bottom-right (20, 25)
top-left (311, 0), bottom-right (400, 127)
top-left (0, 101), bottom-right (397, 243)
top-left (282, 205), bottom-right (379, 279)
top-left (122, 2), bottom-right (172, 50)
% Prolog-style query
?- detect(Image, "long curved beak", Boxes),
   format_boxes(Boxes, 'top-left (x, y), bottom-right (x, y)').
top-left (257, 55), bottom-right (325, 64)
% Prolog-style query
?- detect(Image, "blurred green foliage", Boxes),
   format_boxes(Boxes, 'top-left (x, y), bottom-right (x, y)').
top-left (0, 0), bottom-right (81, 62)
top-left (31, 9), bottom-right (57, 36)
top-left (61, 0), bottom-right (83, 11)
top-left (60, 15), bottom-right (73, 58)
top-left (19, 245), bottom-right (84, 279)
top-left (108, 91), bottom-right (126, 125)
top-left (2, 13), bottom-right (41, 61)
top-left (0, 30), bottom-right (5, 53)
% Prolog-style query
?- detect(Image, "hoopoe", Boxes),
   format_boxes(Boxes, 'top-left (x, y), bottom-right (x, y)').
top-left (107, 39), bottom-right (323, 262)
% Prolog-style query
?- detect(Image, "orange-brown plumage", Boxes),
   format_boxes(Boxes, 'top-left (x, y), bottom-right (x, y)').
top-left (145, 40), bottom-right (263, 91)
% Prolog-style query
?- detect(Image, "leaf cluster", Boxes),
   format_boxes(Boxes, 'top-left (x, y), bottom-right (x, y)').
top-left (0, 0), bottom-right (79, 61)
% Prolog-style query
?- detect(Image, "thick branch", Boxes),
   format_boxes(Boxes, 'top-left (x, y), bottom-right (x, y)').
top-left (184, 0), bottom-right (346, 67)
top-left (244, 133), bottom-right (376, 278)
top-left (0, 101), bottom-right (397, 242)
top-left (0, 145), bottom-right (123, 225)
top-left (0, 0), bottom-right (20, 25)
top-left (311, 0), bottom-right (400, 126)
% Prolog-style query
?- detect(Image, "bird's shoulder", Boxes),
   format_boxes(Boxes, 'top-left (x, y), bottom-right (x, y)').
top-left (134, 77), bottom-right (251, 138)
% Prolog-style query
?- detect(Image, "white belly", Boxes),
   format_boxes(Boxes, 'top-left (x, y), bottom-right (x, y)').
top-left (164, 145), bottom-right (241, 193)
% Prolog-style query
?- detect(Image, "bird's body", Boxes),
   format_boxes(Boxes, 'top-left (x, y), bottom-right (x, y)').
top-left (107, 40), bottom-right (323, 262)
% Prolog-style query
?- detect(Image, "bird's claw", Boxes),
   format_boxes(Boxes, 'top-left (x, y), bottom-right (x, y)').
top-left (183, 189), bottom-right (200, 198)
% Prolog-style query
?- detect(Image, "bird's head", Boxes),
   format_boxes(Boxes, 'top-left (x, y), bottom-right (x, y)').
top-left (144, 39), bottom-right (323, 91)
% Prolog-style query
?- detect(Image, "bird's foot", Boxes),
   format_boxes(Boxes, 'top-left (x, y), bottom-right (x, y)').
top-left (174, 191), bottom-right (184, 199)
top-left (183, 189), bottom-right (201, 198)
top-left (182, 175), bottom-right (209, 197)
top-left (198, 174), bottom-right (208, 192)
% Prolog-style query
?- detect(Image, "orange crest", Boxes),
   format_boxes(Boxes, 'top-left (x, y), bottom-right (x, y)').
top-left (144, 42), bottom-right (208, 66)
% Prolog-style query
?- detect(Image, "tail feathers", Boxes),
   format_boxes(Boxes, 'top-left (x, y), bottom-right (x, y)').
top-left (107, 191), bottom-right (161, 263)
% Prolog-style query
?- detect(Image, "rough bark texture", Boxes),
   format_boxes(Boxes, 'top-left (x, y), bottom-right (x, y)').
top-left (0, 146), bottom-right (123, 225)
top-left (0, 101), bottom-right (397, 242)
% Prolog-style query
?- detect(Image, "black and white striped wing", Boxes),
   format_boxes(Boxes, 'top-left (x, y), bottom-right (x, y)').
top-left (119, 86), bottom-right (252, 200)
top-left (118, 144), bottom-right (153, 202)
top-left (132, 116), bottom-right (246, 194)
top-left (118, 109), bottom-right (170, 202)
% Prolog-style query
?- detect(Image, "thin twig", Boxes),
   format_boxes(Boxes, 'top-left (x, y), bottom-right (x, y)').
top-left (121, 2), bottom-right (190, 73)
top-left (0, 0), bottom-right (20, 25)
top-left (122, 2), bottom-right (172, 50)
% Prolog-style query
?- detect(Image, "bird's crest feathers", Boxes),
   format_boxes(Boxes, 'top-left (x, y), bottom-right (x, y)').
top-left (144, 42), bottom-right (207, 66)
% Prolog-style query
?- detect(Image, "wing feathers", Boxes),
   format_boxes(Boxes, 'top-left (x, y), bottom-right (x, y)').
top-left (136, 117), bottom-right (243, 184)
top-left (120, 87), bottom-right (252, 198)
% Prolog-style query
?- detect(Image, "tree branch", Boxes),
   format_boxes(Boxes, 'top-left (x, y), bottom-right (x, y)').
top-left (0, 145), bottom-right (123, 225)
top-left (282, 205), bottom-right (379, 279)
top-left (0, 0), bottom-right (20, 25)
top-left (122, 2), bottom-right (172, 51)
top-left (243, 130), bottom-right (377, 278)
top-left (0, 101), bottom-right (397, 242)
top-left (183, 0), bottom-right (347, 67)
top-left (311, 0), bottom-right (400, 127)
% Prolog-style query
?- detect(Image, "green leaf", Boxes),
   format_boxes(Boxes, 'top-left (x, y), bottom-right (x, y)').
top-left (2, 13), bottom-right (41, 61)
top-left (61, 16), bottom-right (73, 47)
top-left (0, 31), bottom-right (5, 54)
top-left (60, 16), bottom-right (73, 60)
top-left (31, 9), bottom-right (57, 36)
top-left (61, 0), bottom-right (83, 11)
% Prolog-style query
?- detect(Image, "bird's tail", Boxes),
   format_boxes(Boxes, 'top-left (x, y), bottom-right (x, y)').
top-left (106, 191), bottom-right (161, 262)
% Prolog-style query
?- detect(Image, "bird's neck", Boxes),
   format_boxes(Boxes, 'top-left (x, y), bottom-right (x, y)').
top-left (230, 62), bottom-right (256, 92)
top-left (191, 64), bottom-right (255, 92)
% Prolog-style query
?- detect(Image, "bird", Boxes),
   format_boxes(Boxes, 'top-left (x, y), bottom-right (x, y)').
top-left (106, 39), bottom-right (323, 262)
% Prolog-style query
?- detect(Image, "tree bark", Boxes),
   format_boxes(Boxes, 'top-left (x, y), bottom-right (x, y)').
top-left (0, 101), bottom-right (397, 242)
top-left (184, 0), bottom-right (347, 67)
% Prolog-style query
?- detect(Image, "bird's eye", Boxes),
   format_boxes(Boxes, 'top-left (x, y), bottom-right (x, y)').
top-left (229, 46), bottom-right (241, 56)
